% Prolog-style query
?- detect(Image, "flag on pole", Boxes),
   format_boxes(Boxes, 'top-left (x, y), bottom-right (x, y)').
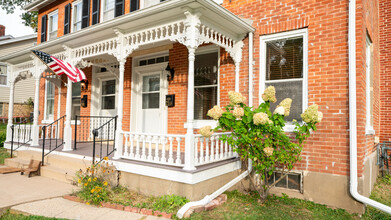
top-left (32, 50), bottom-right (86, 83)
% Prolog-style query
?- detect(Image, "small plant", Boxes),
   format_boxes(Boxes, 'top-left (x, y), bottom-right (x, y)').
top-left (75, 159), bottom-right (116, 205)
top-left (200, 87), bottom-right (322, 202)
top-left (152, 195), bottom-right (189, 214)
top-left (0, 130), bottom-right (6, 148)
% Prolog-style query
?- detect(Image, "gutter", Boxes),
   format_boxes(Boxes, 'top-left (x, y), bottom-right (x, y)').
top-left (348, 0), bottom-right (391, 214)
top-left (176, 159), bottom-right (252, 219)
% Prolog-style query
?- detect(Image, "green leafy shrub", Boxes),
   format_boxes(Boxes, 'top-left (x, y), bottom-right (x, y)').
top-left (0, 130), bottom-right (6, 148)
top-left (152, 195), bottom-right (189, 214)
top-left (200, 87), bottom-right (322, 202)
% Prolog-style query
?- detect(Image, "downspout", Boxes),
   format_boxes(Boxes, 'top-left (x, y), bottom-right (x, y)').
top-left (177, 32), bottom-right (255, 219)
top-left (348, 0), bottom-right (391, 214)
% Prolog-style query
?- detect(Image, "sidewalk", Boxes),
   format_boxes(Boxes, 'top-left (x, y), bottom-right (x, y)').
top-left (11, 197), bottom-right (169, 220)
top-left (0, 171), bottom-right (76, 210)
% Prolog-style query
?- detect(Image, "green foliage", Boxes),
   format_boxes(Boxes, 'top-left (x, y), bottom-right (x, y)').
top-left (75, 161), bottom-right (114, 205)
top-left (0, 0), bottom-right (38, 31)
top-left (152, 195), bottom-right (189, 214)
top-left (0, 147), bottom-right (10, 164)
top-left (206, 89), bottom-right (321, 201)
top-left (0, 209), bottom-right (67, 220)
top-left (0, 129), bottom-right (6, 148)
top-left (362, 175), bottom-right (391, 219)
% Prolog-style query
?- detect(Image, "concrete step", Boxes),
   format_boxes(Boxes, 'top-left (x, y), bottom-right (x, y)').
top-left (4, 158), bottom-right (30, 168)
top-left (40, 165), bottom-right (77, 184)
top-left (15, 150), bottom-right (42, 161)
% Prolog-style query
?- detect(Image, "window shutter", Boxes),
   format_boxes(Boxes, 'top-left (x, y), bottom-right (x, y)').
top-left (64, 4), bottom-right (71, 35)
top-left (92, 0), bottom-right (100, 25)
top-left (130, 0), bottom-right (139, 12)
top-left (82, 0), bottom-right (90, 28)
top-left (115, 0), bottom-right (124, 17)
top-left (41, 15), bottom-right (47, 43)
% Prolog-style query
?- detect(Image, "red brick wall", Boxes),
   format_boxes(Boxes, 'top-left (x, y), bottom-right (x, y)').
top-left (380, 0), bottom-right (391, 142)
top-left (0, 25), bottom-right (5, 37)
top-left (222, 0), bottom-right (379, 177)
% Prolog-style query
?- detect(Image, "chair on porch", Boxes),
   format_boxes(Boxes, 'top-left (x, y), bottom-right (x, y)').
top-left (20, 160), bottom-right (41, 177)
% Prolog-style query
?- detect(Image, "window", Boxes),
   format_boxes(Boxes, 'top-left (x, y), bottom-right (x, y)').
top-left (48, 11), bottom-right (58, 40)
top-left (267, 171), bottom-right (303, 192)
top-left (102, 0), bottom-right (115, 21)
top-left (366, 35), bottom-right (374, 134)
top-left (72, 82), bottom-right (81, 120)
top-left (0, 103), bottom-right (3, 116)
top-left (194, 51), bottom-right (219, 120)
top-left (260, 29), bottom-right (308, 125)
top-left (45, 81), bottom-right (55, 121)
top-left (142, 75), bottom-right (160, 109)
top-left (0, 64), bottom-right (7, 86)
top-left (139, 55), bottom-right (169, 66)
top-left (73, 1), bottom-right (83, 32)
top-left (102, 80), bottom-right (116, 109)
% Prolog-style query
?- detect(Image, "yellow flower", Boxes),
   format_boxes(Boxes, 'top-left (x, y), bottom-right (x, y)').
top-left (91, 189), bottom-right (95, 193)
top-left (103, 156), bottom-right (109, 161)
top-left (93, 177), bottom-right (97, 182)
top-left (86, 202), bottom-right (90, 205)
top-left (97, 195), bottom-right (100, 198)
top-left (103, 181), bottom-right (108, 186)
top-left (84, 183), bottom-right (88, 186)
top-left (78, 179), bottom-right (81, 184)
top-left (88, 178), bottom-right (91, 182)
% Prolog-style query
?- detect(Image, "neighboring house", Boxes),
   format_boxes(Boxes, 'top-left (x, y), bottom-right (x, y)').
top-left (0, 25), bottom-right (36, 119)
top-left (0, 0), bottom-right (388, 214)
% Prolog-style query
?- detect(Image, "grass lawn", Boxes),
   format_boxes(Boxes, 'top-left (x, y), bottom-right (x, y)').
top-left (0, 210), bottom-right (67, 220)
top-left (0, 123), bottom-right (9, 164)
top-left (189, 190), bottom-right (357, 220)
top-left (362, 175), bottom-right (391, 219)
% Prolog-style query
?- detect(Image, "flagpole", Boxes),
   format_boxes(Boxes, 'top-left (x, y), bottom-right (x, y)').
top-left (31, 51), bottom-right (69, 86)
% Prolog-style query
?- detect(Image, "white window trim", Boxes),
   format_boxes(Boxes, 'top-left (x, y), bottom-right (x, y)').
top-left (101, 78), bottom-right (117, 110)
top-left (44, 80), bottom-right (55, 122)
top-left (0, 62), bottom-right (8, 87)
top-left (366, 35), bottom-right (375, 135)
top-left (71, 0), bottom-right (83, 33)
top-left (48, 10), bottom-right (59, 40)
top-left (259, 29), bottom-right (308, 132)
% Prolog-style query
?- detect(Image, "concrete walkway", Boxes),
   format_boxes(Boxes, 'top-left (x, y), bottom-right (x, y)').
top-left (0, 171), bottom-right (76, 210)
top-left (11, 198), bottom-right (169, 220)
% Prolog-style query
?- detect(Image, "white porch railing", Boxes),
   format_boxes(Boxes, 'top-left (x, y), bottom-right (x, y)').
top-left (120, 132), bottom-right (237, 168)
top-left (194, 132), bottom-right (236, 166)
top-left (13, 125), bottom-right (32, 143)
top-left (121, 132), bottom-right (186, 167)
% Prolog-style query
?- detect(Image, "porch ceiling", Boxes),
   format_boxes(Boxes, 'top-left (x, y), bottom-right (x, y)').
top-left (0, 0), bottom-right (254, 65)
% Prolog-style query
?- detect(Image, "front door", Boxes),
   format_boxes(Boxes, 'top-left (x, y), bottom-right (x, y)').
top-left (140, 73), bottom-right (165, 133)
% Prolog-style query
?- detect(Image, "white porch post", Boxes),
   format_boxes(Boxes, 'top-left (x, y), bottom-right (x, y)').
top-left (113, 59), bottom-right (125, 159)
top-left (235, 62), bottom-right (240, 92)
top-left (63, 78), bottom-right (73, 151)
top-left (184, 47), bottom-right (197, 171)
top-left (31, 77), bottom-right (41, 146)
top-left (6, 81), bottom-right (15, 142)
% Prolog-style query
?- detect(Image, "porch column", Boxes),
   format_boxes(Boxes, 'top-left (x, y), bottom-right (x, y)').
top-left (6, 81), bottom-right (15, 142)
top-left (31, 77), bottom-right (41, 146)
top-left (184, 47), bottom-right (197, 171)
top-left (113, 59), bottom-right (125, 159)
top-left (63, 78), bottom-right (73, 151)
top-left (235, 62), bottom-right (240, 92)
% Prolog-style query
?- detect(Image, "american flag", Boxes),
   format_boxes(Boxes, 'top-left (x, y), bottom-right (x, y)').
top-left (32, 50), bottom-right (86, 83)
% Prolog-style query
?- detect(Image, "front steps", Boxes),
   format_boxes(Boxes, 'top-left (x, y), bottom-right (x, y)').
top-left (5, 150), bottom-right (92, 184)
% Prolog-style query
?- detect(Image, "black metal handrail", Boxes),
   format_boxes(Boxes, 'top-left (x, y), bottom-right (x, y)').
top-left (92, 116), bottom-right (117, 165)
top-left (74, 115), bottom-right (117, 150)
top-left (377, 141), bottom-right (391, 176)
top-left (10, 117), bottom-right (33, 158)
top-left (41, 115), bottom-right (66, 165)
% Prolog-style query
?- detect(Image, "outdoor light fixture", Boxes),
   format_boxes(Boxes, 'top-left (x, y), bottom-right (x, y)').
top-left (165, 63), bottom-right (175, 81)
top-left (81, 80), bottom-right (88, 91)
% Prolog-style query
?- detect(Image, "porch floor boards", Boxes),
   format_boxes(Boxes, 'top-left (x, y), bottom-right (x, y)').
top-left (8, 140), bottom-right (239, 173)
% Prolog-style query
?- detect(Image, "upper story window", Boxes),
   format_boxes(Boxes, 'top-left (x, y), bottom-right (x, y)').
top-left (194, 49), bottom-right (219, 120)
top-left (260, 29), bottom-right (308, 127)
top-left (0, 64), bottom-right (7, 86)
top-left (102, 0), bottom-right (115, 21)
top-left (73, 1), bottom-right (83, 32)
top-left (366, 34), bottom-right (374, 135)
top-left (48, 10), bottom-right (58, 40)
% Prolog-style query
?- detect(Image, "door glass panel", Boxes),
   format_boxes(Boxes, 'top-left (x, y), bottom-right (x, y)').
top-left (142, 74), bottom-right (160, 109)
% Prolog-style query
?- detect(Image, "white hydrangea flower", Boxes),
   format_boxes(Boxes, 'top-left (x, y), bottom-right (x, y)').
top-left (207, 106), bottom-right (224, 120)
top-left (253, 112), bottom-right (272, 125)
top-left (263, 147), bottom-right (274, 156)
top-left (228, 91), bottom-right (246, 105)
top-left (233, 107), bottom-right (245, 118)
top-left (199, 126), bottom-right (213, 138)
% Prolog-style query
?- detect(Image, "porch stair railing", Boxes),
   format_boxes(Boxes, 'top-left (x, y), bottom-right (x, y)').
top-left (92, 116), bottom-right (117, 165)
top-left (41, 115), bottom-right (66, 165)
top-left (10, 117), bottom-right (33, 158)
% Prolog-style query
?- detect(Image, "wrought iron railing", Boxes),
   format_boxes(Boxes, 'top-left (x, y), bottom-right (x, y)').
top-left (41, 115), bottom-right (66, 165)
top-left (10, 117), bottom-right (33, 158)
top-left (92, 116), bottom-right (117, 165)
top-left (377, 141), bottom-right (391, 176)
top-left (74, 115), bottom-right (116, 150)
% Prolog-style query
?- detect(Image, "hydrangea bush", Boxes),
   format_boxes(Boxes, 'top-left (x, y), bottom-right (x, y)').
top-left (199, 86), bottom-right (322, 202)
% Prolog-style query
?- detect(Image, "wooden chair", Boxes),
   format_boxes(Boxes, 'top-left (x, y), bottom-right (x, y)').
top-left (21, 160), bottom-right (41, 177)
